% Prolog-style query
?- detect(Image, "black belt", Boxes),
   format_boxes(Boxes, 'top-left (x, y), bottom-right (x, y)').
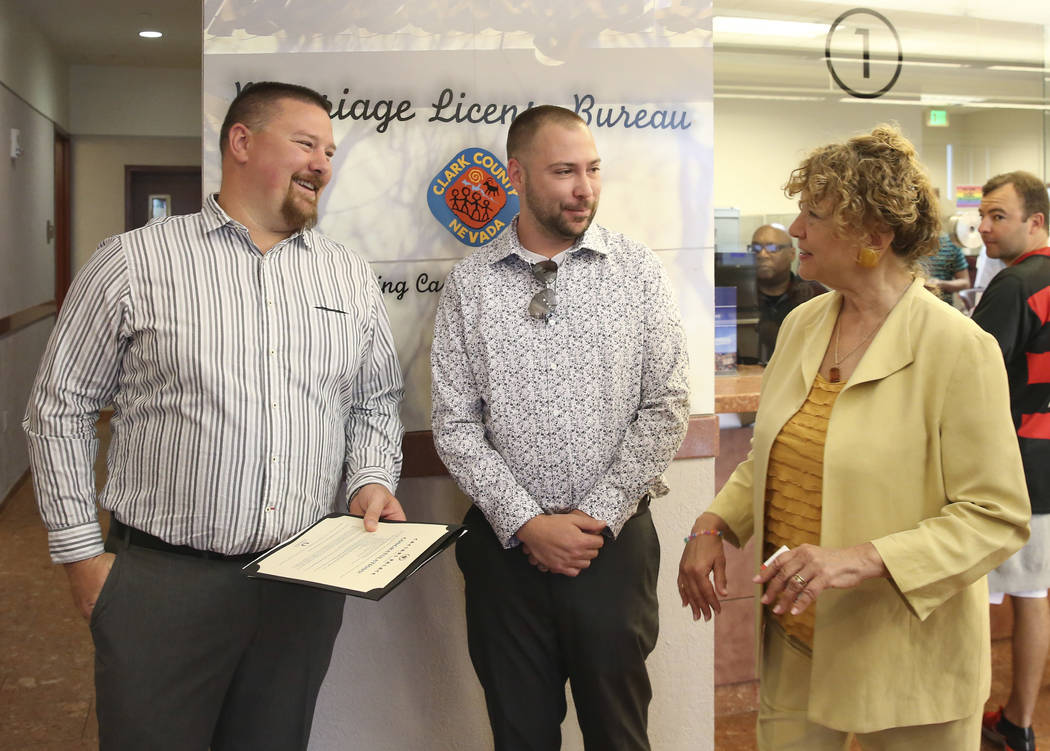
top-left (108, 518), bottom-right (262, 563)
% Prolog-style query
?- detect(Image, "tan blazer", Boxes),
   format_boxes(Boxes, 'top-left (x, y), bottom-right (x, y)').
top-left (709, 277), bottom-right (1030, 732)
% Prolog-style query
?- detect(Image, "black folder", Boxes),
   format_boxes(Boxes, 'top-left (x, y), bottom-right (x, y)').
top-left (243, 513), bottom-right (466, 601)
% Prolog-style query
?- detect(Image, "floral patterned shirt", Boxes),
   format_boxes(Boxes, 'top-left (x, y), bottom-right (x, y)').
top-left (431, 218), bottom-right (690, 547)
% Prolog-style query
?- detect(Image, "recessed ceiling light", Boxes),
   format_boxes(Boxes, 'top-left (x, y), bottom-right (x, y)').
top-left (987, 65), bottom-right (1048, 73)
top-left (715, 93), bottom-right (825, 101)
top-left (139, 30), bottom-right (163, 39)
top-left (713, 16), bottom-right (830, 38)
top-left (920, 93), bottom-right (986, 105)
top-left (838, 97), bottom-right (927, 106)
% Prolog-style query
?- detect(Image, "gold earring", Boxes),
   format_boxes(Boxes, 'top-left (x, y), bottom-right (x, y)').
top-left (856, 247), bottom-right (880, 268)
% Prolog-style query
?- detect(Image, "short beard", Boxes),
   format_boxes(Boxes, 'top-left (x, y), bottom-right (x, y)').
top-left (281, 196), bottom-right (317, 230)
top-left (281, 177), bottom-right (320, 231)
top-left (525, 187), bottom-right (597, 242)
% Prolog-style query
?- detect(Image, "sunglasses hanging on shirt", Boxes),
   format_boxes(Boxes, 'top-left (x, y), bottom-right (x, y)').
top-left (529, 260), bottom-right (558, 321)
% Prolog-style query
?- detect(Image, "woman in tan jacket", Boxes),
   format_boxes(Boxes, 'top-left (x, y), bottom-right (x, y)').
top-left (679, 125), bottom-right (1031, 750)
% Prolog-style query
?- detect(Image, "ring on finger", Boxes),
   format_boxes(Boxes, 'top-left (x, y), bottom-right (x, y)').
top-left (791, 573), bottom-right (807, 588)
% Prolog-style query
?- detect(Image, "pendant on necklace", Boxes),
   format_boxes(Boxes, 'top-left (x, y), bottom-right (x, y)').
top-left (828, 366), bottom-right (841, 383)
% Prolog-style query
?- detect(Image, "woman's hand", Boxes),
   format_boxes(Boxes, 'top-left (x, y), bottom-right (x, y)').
top-left (677, 513), bottom-right (731, 622)
top-left (755, 542), bottom-right (888, 616)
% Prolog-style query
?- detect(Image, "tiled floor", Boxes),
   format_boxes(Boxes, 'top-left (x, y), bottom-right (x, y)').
top-left (1, 474), bottom-right (98, 749)
top-left (3, 471), bottom-right (1050, 750)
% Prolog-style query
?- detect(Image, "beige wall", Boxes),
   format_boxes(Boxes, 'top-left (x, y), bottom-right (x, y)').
top-left (70, 65), bottom-right (200, 137)
top-left (0, 0), bottom-right (66, 500)
top-left (0, 0), bottom-right (68, 128)
top-left (0, 82), bottom-right (53, 495)
top-left (70, 135), bottom-right (201, 271)
top-left (714, 98), bottom-right (925, 222)
top-left (0, 88), bottom-right (54, 318)
top-left (925, 109), bottom-right (1045, 217)
top-left (714, 98), bottom-right (1046, 239)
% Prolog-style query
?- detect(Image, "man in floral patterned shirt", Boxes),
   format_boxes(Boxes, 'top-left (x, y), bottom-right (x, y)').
top-left (431, 105), bottom-right (689, 750)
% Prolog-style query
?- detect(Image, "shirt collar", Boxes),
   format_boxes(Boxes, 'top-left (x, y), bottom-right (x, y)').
top-left (203, 193), bottom-right (314, 252)
top-left (486, 215), bottom-right (607, 266)
top-left (1011, 246), bottom-right (1050, 266)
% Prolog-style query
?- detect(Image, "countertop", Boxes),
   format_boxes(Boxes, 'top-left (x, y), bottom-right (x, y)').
top-left (714, 364), bottom-right (763, 414)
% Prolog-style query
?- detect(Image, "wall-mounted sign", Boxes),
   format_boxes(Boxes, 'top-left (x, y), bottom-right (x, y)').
top-left (427, 148), bottom-right (518, 247)
top-left (202, 4), bottom-right (713, 431)
top-left (825, 8), bottom-right (902, 99)
top-left (927, 109), bottom-right (949, 127)
top-left (956, 185), bottom-right (982, 208)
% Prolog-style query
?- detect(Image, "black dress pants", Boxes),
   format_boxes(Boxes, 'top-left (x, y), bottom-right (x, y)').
top-left (90, 535), bottom-right (345, 751)
top-left (456, 504), bottom-right (660, 751)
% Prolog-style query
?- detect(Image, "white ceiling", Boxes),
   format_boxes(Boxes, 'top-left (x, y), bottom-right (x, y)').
top-left (13, 0), bottom-right (1050, 100)
top-left (713, 2), bottom-right (1050, 111)
top-left (19, 0), bottom-right (201, 68)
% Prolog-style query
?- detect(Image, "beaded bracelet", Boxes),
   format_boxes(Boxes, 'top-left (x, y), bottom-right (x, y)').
top-left (684, 529), bottom-right (722, 544)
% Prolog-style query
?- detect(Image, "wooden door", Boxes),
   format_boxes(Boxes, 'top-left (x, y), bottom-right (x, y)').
top-left (124, 165), bottom-right (202, 231)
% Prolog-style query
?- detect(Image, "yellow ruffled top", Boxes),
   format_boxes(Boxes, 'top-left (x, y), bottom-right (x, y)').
top-left (763, 373), bottom-right (844, 650)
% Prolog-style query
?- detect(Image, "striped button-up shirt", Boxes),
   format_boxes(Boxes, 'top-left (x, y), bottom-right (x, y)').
top-left (431, 219), bottom-right (689, 547)
top-left (25, 195), bottom-right (404, 563)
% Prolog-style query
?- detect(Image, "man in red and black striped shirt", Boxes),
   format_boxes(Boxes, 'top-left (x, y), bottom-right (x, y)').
top-left (973, 170), bottom-right (1050, 751)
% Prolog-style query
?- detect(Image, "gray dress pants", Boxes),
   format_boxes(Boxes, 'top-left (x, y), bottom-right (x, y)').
top-left (90, 536), bottom-right (345, 751)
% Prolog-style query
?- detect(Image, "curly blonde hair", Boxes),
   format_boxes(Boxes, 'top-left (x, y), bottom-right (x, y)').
top-left (784, 124), bottom-right (940, 267)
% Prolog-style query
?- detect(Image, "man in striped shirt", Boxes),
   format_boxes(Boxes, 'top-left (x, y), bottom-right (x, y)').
top-left (972, 170), bottom-right (1050, 751)
top-left (24, 82), bottom-right (405, 750)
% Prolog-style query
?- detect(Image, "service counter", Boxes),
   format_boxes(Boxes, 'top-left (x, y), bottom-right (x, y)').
top-left (712, 364), bottom-right (762, 694)
top-left (714, 364), bottom-right (763, 415)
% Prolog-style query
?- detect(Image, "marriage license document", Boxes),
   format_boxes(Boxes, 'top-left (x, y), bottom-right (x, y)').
top-left (244, 514), bottom-right (465, 600)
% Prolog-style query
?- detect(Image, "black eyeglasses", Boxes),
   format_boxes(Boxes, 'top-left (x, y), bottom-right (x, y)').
top-left (529, 260), bottom-right (558, 320)
top-left (748, 242), bottom-right (792, 254)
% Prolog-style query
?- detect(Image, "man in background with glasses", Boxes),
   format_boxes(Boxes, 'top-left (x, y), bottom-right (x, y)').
top-left (750, 223), bottom-right (825, 364)
top-left (431, 105), bottom-right (689, 750)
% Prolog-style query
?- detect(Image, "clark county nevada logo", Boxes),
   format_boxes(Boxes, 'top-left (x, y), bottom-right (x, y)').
top-left (428, 148), bottom-right (519, 247)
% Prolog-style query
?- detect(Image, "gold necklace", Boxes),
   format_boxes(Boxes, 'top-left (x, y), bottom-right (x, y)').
top-left (829, 284), bottom-right (911, 383)
top-left (829, 319), bottom-right (880, 383)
